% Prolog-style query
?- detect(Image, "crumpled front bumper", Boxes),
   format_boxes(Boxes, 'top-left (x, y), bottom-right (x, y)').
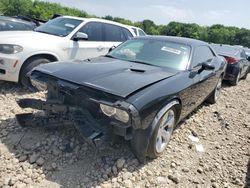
top-left (16, 98), bottom-right (104, 146)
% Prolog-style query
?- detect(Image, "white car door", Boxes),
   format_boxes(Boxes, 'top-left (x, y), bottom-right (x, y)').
top-left (68, 22), bottom-right (106, 60)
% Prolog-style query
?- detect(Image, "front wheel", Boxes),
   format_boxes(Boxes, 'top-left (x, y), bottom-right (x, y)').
top-left (147, 107), bottom-right (177, 158)
top-left (19, 57), bottom-right (51, 89)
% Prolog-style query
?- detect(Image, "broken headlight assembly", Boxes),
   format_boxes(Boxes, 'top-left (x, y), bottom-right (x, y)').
top-left (30, 78), bottom-right (47, 91)
top-left (100, 104), bottom-right (130, 123)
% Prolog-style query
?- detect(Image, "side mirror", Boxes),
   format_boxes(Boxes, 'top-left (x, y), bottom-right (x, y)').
top-left (202, 62), bottom-right (215, 71)
top-left (73, 32), bottom-right (88, 41)
top-left (247, 56), bottom-right (250, 61)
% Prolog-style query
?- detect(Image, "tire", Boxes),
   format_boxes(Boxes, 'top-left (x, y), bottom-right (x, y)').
top-left (130, 101), bottom-right (179, 162)
top-left (242, 69), bottom-right (248, 80)
top-left (147, 106), bottom-right (177, 158)
top-left (230, 72), bottom-right (240, 86)
top-left (206, 76), bottom-right (222, 104)
top-left (19, 57), bottom-right (51, 89)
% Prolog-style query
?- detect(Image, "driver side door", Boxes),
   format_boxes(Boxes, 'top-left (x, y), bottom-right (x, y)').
top-left (190, 45), bottom-right (217, 106)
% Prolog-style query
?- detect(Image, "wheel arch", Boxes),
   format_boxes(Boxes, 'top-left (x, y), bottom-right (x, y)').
top-left (18, 53), bottom-right (59, 82)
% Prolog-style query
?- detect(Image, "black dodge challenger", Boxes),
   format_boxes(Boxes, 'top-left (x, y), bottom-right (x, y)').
top-left (16, 36), bottom-right (226, 162)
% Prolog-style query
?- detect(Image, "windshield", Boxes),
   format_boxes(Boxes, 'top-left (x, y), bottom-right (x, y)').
top-left (108, 39), bottom-right (191, 70)
top-left (35, 17), bottom-right (82, 37)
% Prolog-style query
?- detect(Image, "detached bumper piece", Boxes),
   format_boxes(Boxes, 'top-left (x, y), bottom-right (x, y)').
top-left (16, 99), bottom-right (103, 147)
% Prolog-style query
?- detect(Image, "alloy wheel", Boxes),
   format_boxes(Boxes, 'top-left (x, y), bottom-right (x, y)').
top-left (155, 109), bottom-right (175, 153)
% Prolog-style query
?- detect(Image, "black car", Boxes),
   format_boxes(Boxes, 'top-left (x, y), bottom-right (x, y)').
top-left (0, 16), bottom-right (36, 31)
top-left (211, 44), bottom-right (250, 85)
top-left (16, 36), bottom-right (226, 162)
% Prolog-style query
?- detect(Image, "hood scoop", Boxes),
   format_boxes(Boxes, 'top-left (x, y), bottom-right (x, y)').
top-left (129, 68), bottom-right (145, 73)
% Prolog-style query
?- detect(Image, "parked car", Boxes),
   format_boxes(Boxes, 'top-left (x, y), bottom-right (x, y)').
top-left (0, 16), bottom-right (37, 31)
top-left (16, 36), bottom-right (226, 162)
top-left (129, 26), bottom-right (146, 36)
top-left (244, 48), bottom-right (250, 58)
top-left (0, 16), bottom-right (135, 88)
top-left (211, 44), bottom-right (249, 85)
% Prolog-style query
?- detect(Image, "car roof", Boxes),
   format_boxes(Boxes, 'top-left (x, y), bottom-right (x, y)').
top-left (62, 16), bottom-right (133, 30)
top-left (134, 35), bottom-right (208, 47)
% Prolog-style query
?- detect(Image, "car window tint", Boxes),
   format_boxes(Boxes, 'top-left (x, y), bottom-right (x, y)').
top-left (104, 23), bottom-right (126, 42)
top-left (79, 22), bottom-right (103, 41)
top-left (193, 46), bottom-right (215, 68)
top-left (122, 28), bottom-right (133, 39)
top-left (138, 29), bottom-right (146, 36)
top-left (132, 28), bottom-right (137, 35)
top-left (241, 50), bottom-right (246, 58)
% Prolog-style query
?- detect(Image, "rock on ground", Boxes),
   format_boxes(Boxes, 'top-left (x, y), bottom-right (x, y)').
top-left (0, 77), bottom-right (250, 188)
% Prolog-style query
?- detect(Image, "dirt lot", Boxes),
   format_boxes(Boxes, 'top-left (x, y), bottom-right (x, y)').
top-left (0, 77), bottom-right (249, 188)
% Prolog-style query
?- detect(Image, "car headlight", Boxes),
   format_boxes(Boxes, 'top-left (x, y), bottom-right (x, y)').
top-left (100, 104), bottom-right (129, 123)
top-left (30, 78), bottom-right (47, 91)
top-left (0, 44), bottom-right (23, 54)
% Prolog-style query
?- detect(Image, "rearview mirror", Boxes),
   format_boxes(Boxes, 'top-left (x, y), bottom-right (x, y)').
top-left (202, 62), bottom-right (215, 71)
top-left (73, 32), bottom-right (88, 41)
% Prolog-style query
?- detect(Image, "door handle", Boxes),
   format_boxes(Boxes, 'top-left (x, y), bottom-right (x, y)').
top-left (97, 46), bottom-right (104, 51)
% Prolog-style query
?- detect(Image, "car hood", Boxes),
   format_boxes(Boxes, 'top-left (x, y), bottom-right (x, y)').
top-left (33, 57), bottom-right (177, 98)
top-left (0, 31), bottom-right (63, 42)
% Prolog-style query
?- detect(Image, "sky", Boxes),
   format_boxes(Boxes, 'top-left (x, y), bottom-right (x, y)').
top-left (47, 0), bottom-right (250, 29)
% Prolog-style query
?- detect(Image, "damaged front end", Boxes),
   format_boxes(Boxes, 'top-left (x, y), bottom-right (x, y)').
top-left (16, 71), bottom-right (141, 147)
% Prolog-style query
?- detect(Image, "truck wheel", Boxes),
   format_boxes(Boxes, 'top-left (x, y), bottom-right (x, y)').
top-left (20, 57), bottom-right (51, 89)
top-left (206, 76), bottom-right (222, 104)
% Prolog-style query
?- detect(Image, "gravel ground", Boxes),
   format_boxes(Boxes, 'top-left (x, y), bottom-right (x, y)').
top-left (0, 77), bottom-right (249, 188)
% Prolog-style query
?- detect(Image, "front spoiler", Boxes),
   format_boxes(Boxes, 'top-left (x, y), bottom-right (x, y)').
top-left (16, 99), bottom-right (103, 146)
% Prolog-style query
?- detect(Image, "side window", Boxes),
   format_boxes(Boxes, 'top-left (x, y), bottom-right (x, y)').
top-left (104, 23), bottom-right (126, 42)
top-left (122, 28), bottom-right (133, 39)
top-left (138, 29), bottom-right (146, 36)
top-left (241, 50), bottom-right (246, 58)
top-left (132, 28), bottom-right (137, 36)
top-left (192, 46), bottom-right (215, 68)
top-left (79, 22), bottom-right (103, 41)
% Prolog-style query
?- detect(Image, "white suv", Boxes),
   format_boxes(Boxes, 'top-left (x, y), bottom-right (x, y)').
top-left (0, 16), bottom-right (135, 87)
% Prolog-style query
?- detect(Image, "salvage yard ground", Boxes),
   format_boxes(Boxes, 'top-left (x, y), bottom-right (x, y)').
top-left (0, 78), bottom-right (250, 188)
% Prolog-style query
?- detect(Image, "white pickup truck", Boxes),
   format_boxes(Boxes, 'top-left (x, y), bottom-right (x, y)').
top-left (0, 16), bottom-right (137, 87)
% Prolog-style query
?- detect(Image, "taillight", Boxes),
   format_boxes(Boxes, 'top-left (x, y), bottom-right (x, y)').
top-left (225, 56), bottom-right (239, 64)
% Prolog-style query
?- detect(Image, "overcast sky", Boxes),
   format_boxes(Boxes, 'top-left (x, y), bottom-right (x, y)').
top-left (47, 0), bottom-right (250, 29)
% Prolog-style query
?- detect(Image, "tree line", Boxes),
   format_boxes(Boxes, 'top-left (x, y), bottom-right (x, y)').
top-left (1, 0), bottom-right (250, 47)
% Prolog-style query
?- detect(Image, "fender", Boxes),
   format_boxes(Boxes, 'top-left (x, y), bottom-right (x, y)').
top-left (131, 100), bottom-right (179, 163)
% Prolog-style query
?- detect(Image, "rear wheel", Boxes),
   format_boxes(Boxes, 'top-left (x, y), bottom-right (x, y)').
top-left (20, 57), bottom-right (51, 89)
top-left (230, 72), bottom-right (240, 86)
top-left (242, 69), bottom-right (248, 80)
top-left (207, 77), bottom-right (222, 104)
